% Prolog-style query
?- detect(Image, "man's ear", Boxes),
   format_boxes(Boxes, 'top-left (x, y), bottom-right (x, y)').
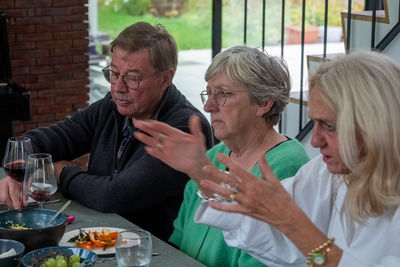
top-left (161, 68), bottom-right (175, 89)
top-left (256, 100), bottom-right (274, 117)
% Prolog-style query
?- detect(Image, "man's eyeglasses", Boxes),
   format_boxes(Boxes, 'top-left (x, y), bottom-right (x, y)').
top-left (102, 67), bottom-right (144, 90)
top-left (200, 89), bottom-right (246, 106)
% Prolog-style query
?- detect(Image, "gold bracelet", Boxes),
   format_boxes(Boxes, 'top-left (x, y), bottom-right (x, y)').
top-left (306, 238), bottom-right (335, 266)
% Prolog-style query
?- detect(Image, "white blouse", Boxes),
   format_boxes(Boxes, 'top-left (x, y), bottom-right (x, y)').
top-left (195, 155), bottom-right (400, 267)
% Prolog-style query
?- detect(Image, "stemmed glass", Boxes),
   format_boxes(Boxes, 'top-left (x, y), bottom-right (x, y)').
top-left (2, 137), bottom-right (33, 207)
top-left (23, 153), bottom-right (58, 209)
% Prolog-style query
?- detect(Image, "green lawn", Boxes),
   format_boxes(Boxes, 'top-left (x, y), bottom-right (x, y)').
top-left (98, 1), bottom-right (289, 51)
top-left (98, 8), bottom-right (211, 50)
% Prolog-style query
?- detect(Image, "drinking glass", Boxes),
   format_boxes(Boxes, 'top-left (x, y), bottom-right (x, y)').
top-left (2, 137), bottom-right (32, 206)
top-left (23, 153), bottom-right (58, 208)
top-left (115, 229), bottom-right (152, 267)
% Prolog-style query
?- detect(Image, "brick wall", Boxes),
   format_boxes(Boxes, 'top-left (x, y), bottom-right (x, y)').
top-left (0, 0), bottom-right (89, 135)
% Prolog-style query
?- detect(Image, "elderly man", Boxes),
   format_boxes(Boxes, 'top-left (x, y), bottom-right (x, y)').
top-left (0, 22), bottom-right (213, 241)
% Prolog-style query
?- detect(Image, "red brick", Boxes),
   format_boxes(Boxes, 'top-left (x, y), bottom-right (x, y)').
top-left (53, 0), bottom-right (88, 7)
top-left (10, 41), bottom-right (36, 50)
top-left (37, 40), bottom-right (72, 49)
top-left (73, 39), bottom-right (89, 47)
top-left (17, 32), bottom-right (52, 41)
top-left (13, 75), bottom-right (37, 85)
top-left (16, 16), bottom-right (52, 25)
top-left (24, 81), bottom-right (54, 90)
top-left (53, 14), bottom-right (87, 24)
top-left (73, 54), bottom-right (89, 63)
top-left (36, 7), bottom-right (73, 16)
top-left (0, 0), bottom-right (14, 8)
top-left (54, 30), bottom-right (87, 40)
top-left (15, 0), bottom-right (52, 8)
top-left (8, 24), bottom-right (35, 34)
top-left (3, 8), bottom-right (28, 17)
top-left (27, 8), bottom-right (35, 16)
top-left (11, 58), bottom-right (36, 67)
top-left (37, 103), bottom-right (73, 114)
top-left (55, 94), bottom-right (89, 104)
top-left (54, 63), bottom-right (88, 72)
top-left (31, 113), bottom-right (56, 122)
top-left (7, 32), bottom-right (15, 42)
top-left (54, 79), bottom-right (88, 88)
top-left (72, 22), bottom-right (88, 31)
top-left (13, 49), bottom-right (49, 59)
top-left (31, 65), bottom-right (54, 74)
top-left (35, 23), bottom-right (71, 32)
top-left (38, 72), bottom-right (73, 82)
top-left (36, 56), bottom-right (72, 66)
top-left (73, 69), bottom-right (89, 79)
top-left (71, 6), bottom-right (88, 15)
top-left (37, 90), bottom-right (55, 98)
top-left (52, 47), bottom-right (87, 56)
top-left (31, 97), bottom-right (55, 106)
top-left (13, 66), bottom-right (30, 75)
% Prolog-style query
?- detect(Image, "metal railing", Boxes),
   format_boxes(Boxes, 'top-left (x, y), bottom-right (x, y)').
top-left (211, 0), bottom-right (399, 142)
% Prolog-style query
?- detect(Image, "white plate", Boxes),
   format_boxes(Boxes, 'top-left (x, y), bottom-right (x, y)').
top-left (58, 227), bottom-right (125, 255)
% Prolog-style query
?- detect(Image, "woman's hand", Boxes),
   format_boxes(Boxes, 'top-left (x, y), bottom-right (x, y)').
top-left (134, 115), bottom-right (210, 180)
top-left (200, 153), bottom-right (299, 228)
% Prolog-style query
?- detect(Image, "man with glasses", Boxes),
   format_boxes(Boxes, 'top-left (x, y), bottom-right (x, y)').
top-left (0, 22), bottom-right (213, 241)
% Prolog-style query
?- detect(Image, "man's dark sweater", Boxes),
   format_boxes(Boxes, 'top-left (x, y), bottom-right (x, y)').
top-left (24, 84), bottom-right (213, 241)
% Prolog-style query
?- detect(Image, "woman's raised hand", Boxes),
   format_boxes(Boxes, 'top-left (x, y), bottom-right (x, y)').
top-left (134, 115), bottom-right (210, 180)
top-left (200, 153), bottom-right (299, 227)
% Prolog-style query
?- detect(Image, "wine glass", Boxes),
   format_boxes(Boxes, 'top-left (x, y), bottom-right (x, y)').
top-left (2, 137), bottom-right (33, 207)
top-left (115, 229), bottom-right (152, 267)
top-left (23, 153), bottom-right (58, 209)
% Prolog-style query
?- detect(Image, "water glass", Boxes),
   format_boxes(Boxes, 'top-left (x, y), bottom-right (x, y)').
top-left (115, 229), bottom-right (152, 267)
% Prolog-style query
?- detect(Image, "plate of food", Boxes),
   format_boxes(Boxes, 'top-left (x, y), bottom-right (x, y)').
top-left (58, 227), bottom-right (125, 255)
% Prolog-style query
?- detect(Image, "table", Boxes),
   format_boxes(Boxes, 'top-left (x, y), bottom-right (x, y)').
top-left (0, 169), bottom-right (205, 267)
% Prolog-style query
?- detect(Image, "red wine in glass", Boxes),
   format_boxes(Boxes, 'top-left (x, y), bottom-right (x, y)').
top-left (29, 182), bottom-right (57, 203)
top-left (3, 162), bottom-right (26, 182)
top-left (2, 137), bottom-right (32, 208)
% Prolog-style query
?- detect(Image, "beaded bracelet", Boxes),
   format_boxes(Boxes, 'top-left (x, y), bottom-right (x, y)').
top-left (306, 238), bottom-right (335, 266)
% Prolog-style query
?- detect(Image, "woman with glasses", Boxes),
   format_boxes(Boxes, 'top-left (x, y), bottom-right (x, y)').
top-left (195, 51), bottom-right (400, 266)
top-left (134, 45), bottom-right (310, 267)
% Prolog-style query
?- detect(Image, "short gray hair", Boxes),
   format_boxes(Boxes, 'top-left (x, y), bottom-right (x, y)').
top-left (205, 46), bottom-right (291, 125)
top-left (110, 22), bottom-right (178, 73)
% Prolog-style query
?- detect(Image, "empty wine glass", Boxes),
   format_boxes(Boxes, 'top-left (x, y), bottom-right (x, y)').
top-left (23, 153), bottom-right (58, 209)
top-left (2, 137), bottom-right (32, 207)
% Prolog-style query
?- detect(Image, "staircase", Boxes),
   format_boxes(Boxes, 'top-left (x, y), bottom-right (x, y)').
top-left (291, 0), bottom-right (400, 158)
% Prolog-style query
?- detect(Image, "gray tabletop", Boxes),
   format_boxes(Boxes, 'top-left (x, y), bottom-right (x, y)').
top-left (0, 169), bottom-right (205, 267)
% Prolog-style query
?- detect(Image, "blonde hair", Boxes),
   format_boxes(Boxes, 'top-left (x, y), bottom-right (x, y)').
top-left (309, 51), bottom-right (400, 221)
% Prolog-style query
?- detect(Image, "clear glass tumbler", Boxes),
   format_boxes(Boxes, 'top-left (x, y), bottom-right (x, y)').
top-left (115, 229), bottom-right (152, 267)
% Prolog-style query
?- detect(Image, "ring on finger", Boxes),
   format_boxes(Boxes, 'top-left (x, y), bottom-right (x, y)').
top-left (227, 192), bottom-right (236, 202)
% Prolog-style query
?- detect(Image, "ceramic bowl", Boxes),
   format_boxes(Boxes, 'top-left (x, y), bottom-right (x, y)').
top-left (21, 246), bottom-right (98, 267)
top-left (0, 239), bottom-right (25, 267)
top-left (0, 209), bottom-right (68, 252)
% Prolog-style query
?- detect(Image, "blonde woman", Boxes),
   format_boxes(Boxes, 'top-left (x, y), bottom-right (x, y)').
top-left (196, 50), bottom-right (400, 266)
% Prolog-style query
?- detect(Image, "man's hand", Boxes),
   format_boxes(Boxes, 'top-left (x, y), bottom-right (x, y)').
top-left (0, 176), bottom-right (26, 209)
top-left (53, 154), bottom-right (90, 183)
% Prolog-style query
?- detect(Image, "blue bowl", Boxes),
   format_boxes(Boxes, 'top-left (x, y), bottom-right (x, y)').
top-left (0, 239), bottom-right (25, 267)
top-left (21, 246), bottom-right (98, 267)
top-left (0, 209), bottom-right (68, 252)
